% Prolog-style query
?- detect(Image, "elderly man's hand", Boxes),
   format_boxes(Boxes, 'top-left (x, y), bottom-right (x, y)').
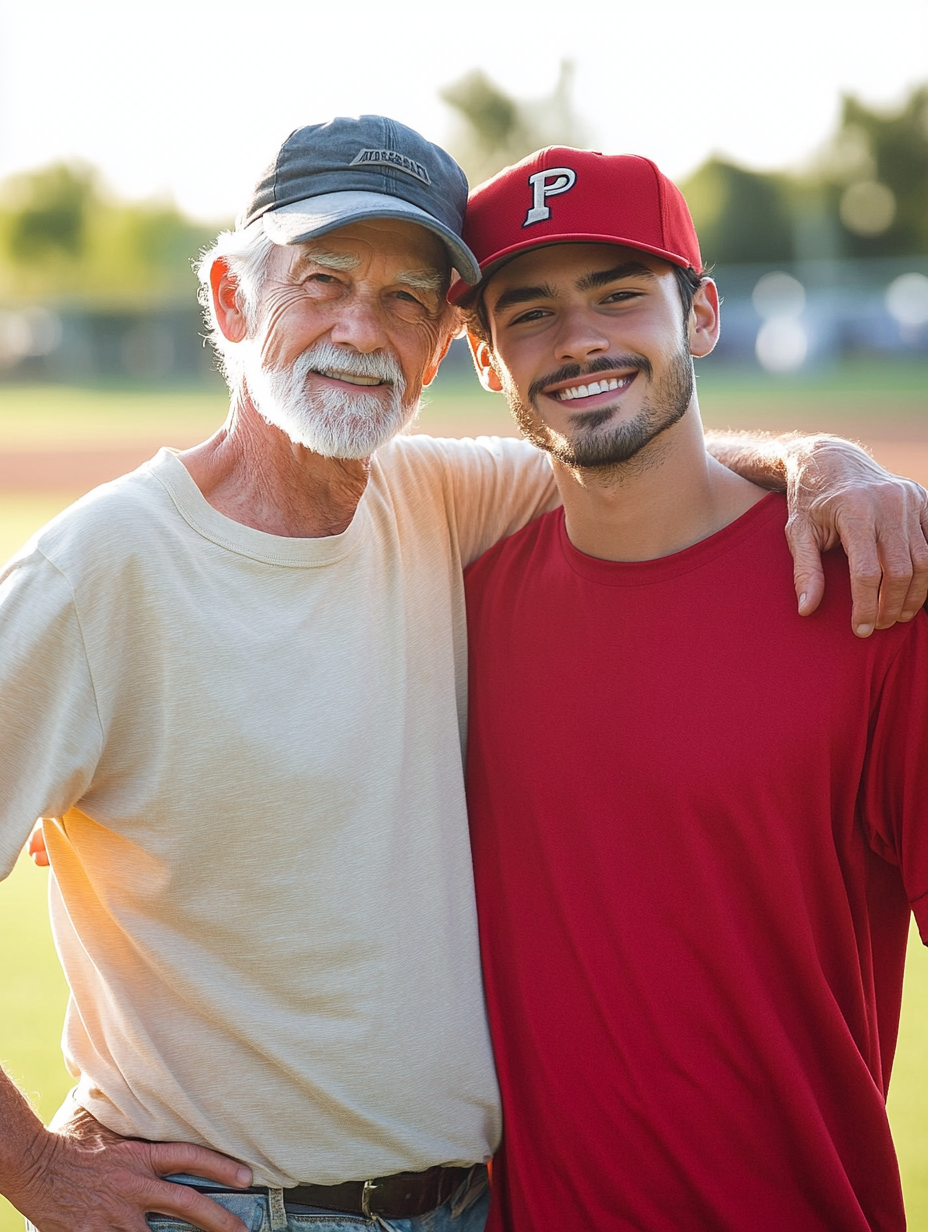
top-left (783, 436), bottom-right (928, 636)
top-left (705, 429), bottom-right (928, 636)
top-left (10, 1104), bottom-right (253, 1232)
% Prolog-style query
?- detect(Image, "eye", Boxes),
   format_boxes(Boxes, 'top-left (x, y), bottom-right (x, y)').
top-left (305, 271), bottom-right (339, 285)
top-left (390, 288), bottom-right (441, 322)
top-left (602, 288), bottom-right (642, 304)
top-left (508, 307), bottom-right (551, 326)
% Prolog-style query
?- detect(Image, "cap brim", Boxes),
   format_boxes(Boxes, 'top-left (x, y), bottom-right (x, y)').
top-left (447, 232), bottom-right (694, 306)
top-left (262, 191), bottom-right (480, 285)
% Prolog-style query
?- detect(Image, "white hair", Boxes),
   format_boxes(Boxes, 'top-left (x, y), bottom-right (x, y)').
top-left (196, 223), bottom-right (275, 394)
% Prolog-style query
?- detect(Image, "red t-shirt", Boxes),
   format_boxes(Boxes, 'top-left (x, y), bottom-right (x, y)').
top-left (465, 495), bottom-right (928, 1232)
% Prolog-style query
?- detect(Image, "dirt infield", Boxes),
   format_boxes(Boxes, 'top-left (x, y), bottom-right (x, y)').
top-left (0, 444), bottom-right (179, 493)
top-left (0, 416), bottom-right (515, 494)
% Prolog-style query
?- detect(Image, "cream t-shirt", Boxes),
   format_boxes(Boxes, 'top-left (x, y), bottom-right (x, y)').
top-left (0, 436), bottom-right (556, 1186)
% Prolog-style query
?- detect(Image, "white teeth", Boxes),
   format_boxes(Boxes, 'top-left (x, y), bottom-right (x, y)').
top-left (555, 376), bottom-right (628, 402)
top-left (318, 369), bottom-right (383, 387)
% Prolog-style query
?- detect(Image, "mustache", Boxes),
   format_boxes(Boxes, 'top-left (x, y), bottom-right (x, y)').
top-left (297, 341), bottom-right (405, 387)
top-left (527, 354), bottom-right (652, 404)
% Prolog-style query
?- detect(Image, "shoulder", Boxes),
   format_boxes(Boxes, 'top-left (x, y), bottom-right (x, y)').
top-left (371, 435), bottom-right (554, 529)
top-left (4, 453), bottom-right (176, 587)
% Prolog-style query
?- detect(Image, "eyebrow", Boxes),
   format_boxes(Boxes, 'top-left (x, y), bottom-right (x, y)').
top-left (288, 250), bottom-right (444, 294)
top-left (577, 261), bottom-right (657, 291)
top-left (395, 268), bottom-right (445, 293)
top-left (291, 249), bottom-right (362, 277)
top-left (490, 262), bottom-right (657, 316)
top-left (490, 282), bottom-right (560, 314)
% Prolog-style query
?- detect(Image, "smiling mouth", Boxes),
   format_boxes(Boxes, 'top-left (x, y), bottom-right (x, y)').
top-left (314, 368), bottom-right (386, 387)
top-left (549, 373), bottom-right (636, 403)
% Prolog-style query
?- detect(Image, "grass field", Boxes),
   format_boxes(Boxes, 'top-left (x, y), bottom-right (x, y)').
top-left (2, 367), bottom-right (928, 1229)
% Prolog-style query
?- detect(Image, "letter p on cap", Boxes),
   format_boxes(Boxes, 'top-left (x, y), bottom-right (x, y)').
top-left (523, 167), bottom-right (577, 226)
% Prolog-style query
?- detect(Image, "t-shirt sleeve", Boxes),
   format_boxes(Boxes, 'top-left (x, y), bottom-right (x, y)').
top-left (859, 614), bottom-right (928, 942)
top-left (0, 550), bottom-right (103, 878)
top-left (431, 435), bottom-right (561, 566)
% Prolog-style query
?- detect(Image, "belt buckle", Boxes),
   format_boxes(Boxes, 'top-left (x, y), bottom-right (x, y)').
top-left (361, 1178), bottom-right (380, 1219)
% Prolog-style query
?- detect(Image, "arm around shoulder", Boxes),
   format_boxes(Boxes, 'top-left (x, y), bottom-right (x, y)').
top-left (707, 429), bottom-right (928, 635)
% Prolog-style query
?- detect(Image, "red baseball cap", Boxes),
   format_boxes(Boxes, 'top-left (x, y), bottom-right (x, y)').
top-left (448, 147), bottom-right (701, 304)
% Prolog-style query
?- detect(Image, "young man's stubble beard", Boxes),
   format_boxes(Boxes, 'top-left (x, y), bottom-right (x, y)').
top-left (503, 336), bottom-right (696, 473)
top-left (243, 341), bottom-right (416, 459)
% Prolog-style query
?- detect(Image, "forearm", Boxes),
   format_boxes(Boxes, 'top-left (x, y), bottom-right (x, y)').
top-left (706, 428), bottom-right (913, 517)
top-left (0, 1066), bottom-right (55, 1213)
top-left (704, 428), bottom-right (867, 493)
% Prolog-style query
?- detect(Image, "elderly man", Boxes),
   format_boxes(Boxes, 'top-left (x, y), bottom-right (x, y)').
top-left (0, 117), bottom-right (925, 1232)
top-left (459, 148), bottom-right (928, 1231)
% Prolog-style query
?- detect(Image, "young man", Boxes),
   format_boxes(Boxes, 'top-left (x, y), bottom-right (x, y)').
top-left (455, 150), bottom-right (928, 1232)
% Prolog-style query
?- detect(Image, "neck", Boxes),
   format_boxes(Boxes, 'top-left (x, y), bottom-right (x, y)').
top-left (553, 404), bottom-right (767, 562)
top-left (179, 396), bottom-right (371, 538)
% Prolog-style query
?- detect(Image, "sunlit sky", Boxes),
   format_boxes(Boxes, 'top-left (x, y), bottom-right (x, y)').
top-left (1, 0), bottom-right (925, 222)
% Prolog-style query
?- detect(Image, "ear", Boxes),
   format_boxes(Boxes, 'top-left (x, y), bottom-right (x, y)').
top-left (687, 278), bottom-right (721, 358)
top-left (210, 257), bottom-right (249, 343)
top-left (466, 332), bottom-right (505, 394)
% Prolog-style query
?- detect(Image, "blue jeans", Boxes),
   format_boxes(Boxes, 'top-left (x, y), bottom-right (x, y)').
top-left (143, 1168), bottom-right (490, 1232)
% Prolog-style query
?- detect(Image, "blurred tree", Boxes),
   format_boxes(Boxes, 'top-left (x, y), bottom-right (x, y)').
top-left (0, 164), bottom-right (224, 305)
top-left (441, 62), bottom-right (587, 187)
top-left (682, 84), bottom-right (928, 265)
top-left (818, 87), bottom-right (928, 258)
top-left (4, 162), bottom-right (96, 264)
top-left (681, 159), bottom-right (795, 267)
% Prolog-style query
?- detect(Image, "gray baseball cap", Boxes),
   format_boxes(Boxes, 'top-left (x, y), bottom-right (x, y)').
top-left (241, 116), bottom-right (480, 285)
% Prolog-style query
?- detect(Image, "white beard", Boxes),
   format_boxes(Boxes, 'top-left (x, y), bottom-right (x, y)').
top-left (243, 341), bottom-right (417, 459)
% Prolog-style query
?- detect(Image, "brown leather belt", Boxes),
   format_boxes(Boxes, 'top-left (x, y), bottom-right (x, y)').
top-left (194, 1163), bottom-right (476, 1219)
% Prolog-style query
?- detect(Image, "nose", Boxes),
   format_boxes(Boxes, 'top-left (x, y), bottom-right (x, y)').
top-left (553, 306), bottom-right (611, 366)
top-left (327, 295), bottom-right (390, 355)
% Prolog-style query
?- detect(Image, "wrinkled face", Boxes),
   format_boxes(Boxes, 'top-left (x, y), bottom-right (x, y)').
top-left (481, 243), bottom-right (706, 470)
top-left (242, 219), bottom-right (454, 458)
